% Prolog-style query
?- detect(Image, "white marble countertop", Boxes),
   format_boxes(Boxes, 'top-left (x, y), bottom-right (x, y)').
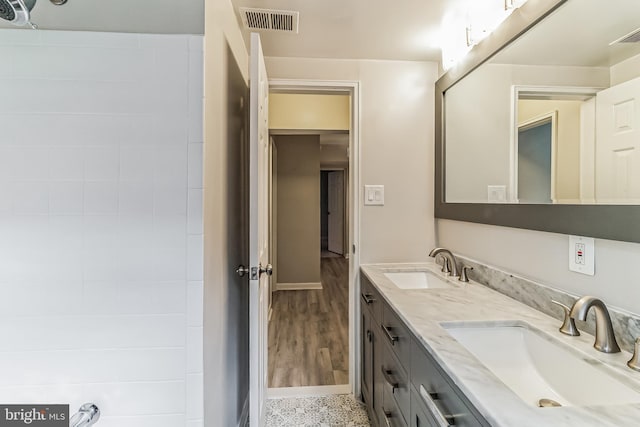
top-left (361, 261), bottom-right (640, 427)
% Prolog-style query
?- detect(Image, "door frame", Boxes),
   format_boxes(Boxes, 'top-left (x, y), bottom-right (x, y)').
top-left (509, 85), bottom-right (601, 202)
top-left (267, 79), bottom-right (361, 398)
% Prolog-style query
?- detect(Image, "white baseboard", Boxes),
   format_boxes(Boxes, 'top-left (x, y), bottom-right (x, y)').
top-left (238, 394), bottom-right (249, 427)
top-left (267, 384), bottom-right (351, 399)
top-left (275, 282), bottom-right (322, 291)
top-left (555, 198), bottom-right (582, 204)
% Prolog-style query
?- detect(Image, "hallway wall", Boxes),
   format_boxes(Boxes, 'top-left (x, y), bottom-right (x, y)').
top-left (275, 135), bottom-right (321, 285)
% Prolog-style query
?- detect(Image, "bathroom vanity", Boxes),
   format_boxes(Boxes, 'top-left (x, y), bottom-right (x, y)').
top-left (360, 270), bottom-right (488, 427)
top-left (360, 262), bottom-right (640, 427)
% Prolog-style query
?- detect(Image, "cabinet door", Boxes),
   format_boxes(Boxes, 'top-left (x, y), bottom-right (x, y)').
top-left (379, 383), bottom-right (408, 427)
top-left (410, 387), bottom-right (438, 427)
top-left (361, 301), bottom-right (374, 414)
top-left (373, 320), bottom-right (385, 427)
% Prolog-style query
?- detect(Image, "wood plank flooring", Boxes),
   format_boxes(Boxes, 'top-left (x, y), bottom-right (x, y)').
top-left (268, 257), bottom-right (349, 388)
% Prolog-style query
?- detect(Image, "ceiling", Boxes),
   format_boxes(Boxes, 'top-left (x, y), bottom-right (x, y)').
top-left (229, 0), bottom-right (467, 62)
top-left (0, 0), bottom-right (204, 34)
top-left (492, 0), bottom-right (640, 67)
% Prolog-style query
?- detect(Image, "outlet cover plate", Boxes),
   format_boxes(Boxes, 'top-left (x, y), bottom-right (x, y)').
top-left (569, 235), bottom-right (595, 275)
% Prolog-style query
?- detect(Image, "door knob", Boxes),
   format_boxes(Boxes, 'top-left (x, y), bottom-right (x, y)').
top-left (259, 264), bottom-right (273, 276)
top-left (236, 265), bottom-right (250, 277)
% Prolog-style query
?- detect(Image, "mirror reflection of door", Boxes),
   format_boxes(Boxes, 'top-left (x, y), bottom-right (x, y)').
top-left (517, 114), bottom-right (555, 203)
top-left (595, 76), bottom-right (640, 204)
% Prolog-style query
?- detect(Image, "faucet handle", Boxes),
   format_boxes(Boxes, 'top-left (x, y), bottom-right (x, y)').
top-left (459, 266), bottom-right (473, 282)
top-left (628, 338), bottom-right (640, 372)
top-left (551, 300), bottom-right (580, 336)
top-left (435, 254), bottom-right (451, 274)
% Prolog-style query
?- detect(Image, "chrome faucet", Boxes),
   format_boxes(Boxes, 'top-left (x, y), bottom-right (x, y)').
top-left (428, 248), bottom-right (459, 277)
top-left (70, 403), bottom-right (100, 427)
top-left (569, 296), bottom-right (621, 353)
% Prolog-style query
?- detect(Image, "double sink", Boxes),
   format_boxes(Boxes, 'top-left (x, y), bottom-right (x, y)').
top-left (381, 267), bottom-right (640, 411)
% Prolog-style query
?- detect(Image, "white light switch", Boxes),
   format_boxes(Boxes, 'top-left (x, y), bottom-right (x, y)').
top-left (487, 185), bottom-right (507, 203)
top-left (364, 185), bottom-right (384, 206)
top-left (569, 235), bottom-right (595, 275)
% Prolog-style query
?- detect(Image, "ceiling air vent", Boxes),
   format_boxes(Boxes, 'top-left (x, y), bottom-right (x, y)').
top-left (240, 7), bottom-right (299, 33)
top-left (611, 27), bottom-right (640, 44)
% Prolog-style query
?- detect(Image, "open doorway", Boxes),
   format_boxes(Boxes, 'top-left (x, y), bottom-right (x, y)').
top-left (267, 87), bottom-right (356, 395)
top-left (517, 113), bottom-right (555, 203)
top-left (322, 169), bottom-right (347, 258)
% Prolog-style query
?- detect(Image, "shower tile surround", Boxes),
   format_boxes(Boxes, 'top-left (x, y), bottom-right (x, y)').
top-left (0, 29), bottom-right (204, 426)
top-left (456, 255), bottom-right (640, 353)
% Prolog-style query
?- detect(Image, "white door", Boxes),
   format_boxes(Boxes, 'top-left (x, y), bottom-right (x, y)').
top-left (249, 32), bottom-right (270, 427)
top-left (595, 76), bottom-right (640, 204)
top-left (327, 171), bottom-right (344, 255)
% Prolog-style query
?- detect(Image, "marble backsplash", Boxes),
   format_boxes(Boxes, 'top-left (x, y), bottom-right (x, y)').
top-left (457, 255), bottom-right (640, 354)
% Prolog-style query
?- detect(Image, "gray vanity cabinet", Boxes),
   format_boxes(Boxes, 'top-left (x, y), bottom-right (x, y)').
top-left (361, 296), bottom-right (375, 422)
top-left (361, 275), bottom-right (383, 426)
top-left (411, 340), bottom-right (488, 427)
top-left (410, 390), bottom-right (439, 427)
top-left (360, 273), bottom-right (489, 427)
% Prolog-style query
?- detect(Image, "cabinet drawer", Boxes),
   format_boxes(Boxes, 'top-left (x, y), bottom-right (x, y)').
top-left (361, 274), bottom-right (383, 321)
top-left (380, 383), bottom-right (408, 427)
top-left (381, 303), bottom-right (411, 370)
top-left (411, 340), bottom-right (486, 427)
top-left (410, 386), bottom-right (438, 427)
top-left (381, 339), bottom-right (410, 422)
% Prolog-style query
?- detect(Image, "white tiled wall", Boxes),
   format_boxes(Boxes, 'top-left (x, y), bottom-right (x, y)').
top-left (0, 29), bottom-right (203, 426)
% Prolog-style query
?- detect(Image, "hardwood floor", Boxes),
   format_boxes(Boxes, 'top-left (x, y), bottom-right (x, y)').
top-left (268, 257), bottom-right (349, 388)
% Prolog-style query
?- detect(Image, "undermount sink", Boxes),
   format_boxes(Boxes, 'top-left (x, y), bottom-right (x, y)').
top-left (384, 270), bottom-right (453, 289)
top-left (442, 322), bottom-right (640, 408)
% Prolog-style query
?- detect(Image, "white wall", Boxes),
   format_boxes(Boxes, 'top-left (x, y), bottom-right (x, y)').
top-left (0, 29), bottom-right (203, 427)
top-left (437, 219), bottom-right (640, 316)
top-left (610, 52), bottom-right (640, 86)
top-left (265, 57), bottom-right (439, 263)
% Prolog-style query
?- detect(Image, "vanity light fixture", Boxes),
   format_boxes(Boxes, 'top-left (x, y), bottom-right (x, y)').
top-left (466, 25), bottom-right (490, 47)
top-left (445, 0), bottom-right (529, 64)
top-left (505, 0), bottom-right (527, 10)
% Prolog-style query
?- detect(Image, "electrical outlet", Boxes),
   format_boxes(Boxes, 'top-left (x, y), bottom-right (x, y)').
top-left (569, 236), bottom-right (594, 275)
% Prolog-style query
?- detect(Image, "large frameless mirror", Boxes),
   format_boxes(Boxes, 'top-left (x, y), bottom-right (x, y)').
top-left (435, 0), bottom-right (640, 242)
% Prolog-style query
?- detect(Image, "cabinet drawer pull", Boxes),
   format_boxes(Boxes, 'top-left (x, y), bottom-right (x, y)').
top-left (381, 367), bottom-right (398, 391)
top-left (381, 324), bottom-right (398, 344)
top-left (383, 410), bottom-right (393, 427)
top-left (361, 293), bottom-right (375, 305)
top-left (419, 385), bottom-right (453, 427)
